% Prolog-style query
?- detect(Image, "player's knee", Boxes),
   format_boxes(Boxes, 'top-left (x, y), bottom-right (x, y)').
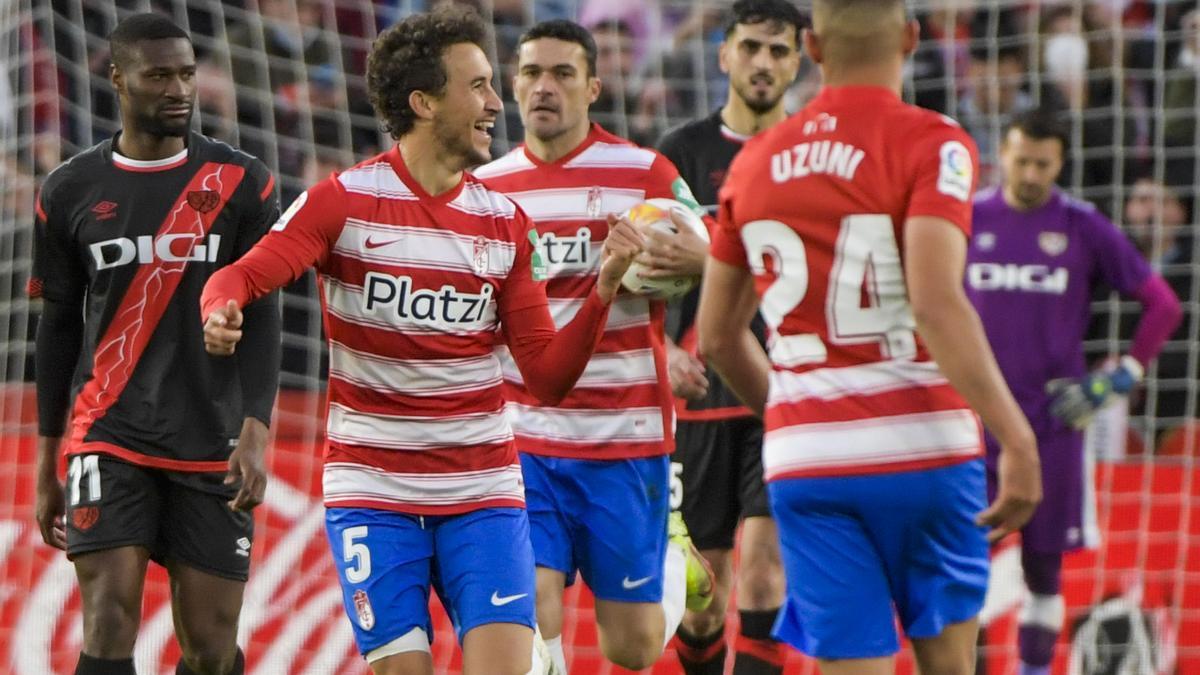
top-left (178, 644), bottom-right (237, 675)
top-left (915, 645), bottom-right (975, 675)
top-left (80, 599), bottom-right (140, 656)
top-left (736, 560), bottom-right (784, 609)
top-left (600, 627), bottom-right (660, 670)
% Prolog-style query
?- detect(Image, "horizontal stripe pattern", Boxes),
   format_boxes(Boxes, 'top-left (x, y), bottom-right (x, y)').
top-left (333, 219), bottom-right (516, 277)
top-left (762, 360), bottom-right (981, 478)
top-left (330, 340), bottom-right (501, 397)
top-left (326, 402), bottom-right (512, 450)
top-left (476, 130), bottom-right (675, 460)
top-left (323, 462), bottom-right (524, 512)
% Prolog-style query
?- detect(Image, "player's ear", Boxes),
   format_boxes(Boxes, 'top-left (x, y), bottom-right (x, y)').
top-left (587, 74), bottom-right (601, 104)
top-left (110, 63), bottom-right (123, 92)
top-left (801, 28), bottom-right (822, 65)
top-left (902, 19), bottom-right (920, 57)
top-left (718, 39), bottom-right (731, 75)
top-left (409, 89), bottom-right (437, 122)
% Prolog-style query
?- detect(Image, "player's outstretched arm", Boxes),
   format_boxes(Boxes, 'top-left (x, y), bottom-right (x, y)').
top-left (695, 256), bottom-right (771, 416)
top-left (905, 215), bottom-right (1042, 542)
top-left (502, 215), bottom-right (643, 404)
top-left (201, 180), bottom-right (347, 355)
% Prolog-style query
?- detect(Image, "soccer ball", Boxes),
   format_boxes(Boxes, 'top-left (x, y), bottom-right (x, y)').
top-left (619, 198), bottom-right (710, 300)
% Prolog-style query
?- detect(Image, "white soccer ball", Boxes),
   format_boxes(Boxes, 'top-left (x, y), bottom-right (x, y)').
top-left (619, 198), bottom-right (710, 300)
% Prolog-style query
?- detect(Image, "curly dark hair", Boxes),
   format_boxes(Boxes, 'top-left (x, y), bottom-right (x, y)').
top-left (367, 6), bottom-right (490, 139)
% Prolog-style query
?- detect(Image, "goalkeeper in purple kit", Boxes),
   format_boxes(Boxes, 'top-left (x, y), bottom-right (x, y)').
top-left (966, 110), bottom-right (1182, 675)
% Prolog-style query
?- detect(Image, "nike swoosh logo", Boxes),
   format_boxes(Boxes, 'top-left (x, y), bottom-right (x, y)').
top-left (622, 576), bottom-right (653, 590)
top-left (490, 591), bottom-right (528, 606)
top-left (364, 237), bottom-right (400, 250)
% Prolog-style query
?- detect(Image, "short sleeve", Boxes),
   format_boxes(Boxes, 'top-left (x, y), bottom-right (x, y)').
top-left (1085, 210), bottom-right (1152, 296)
top-left (709, 159), bottom-right (749, 269)
top-left (905, 119), bottom-right (978, 236)
top-left (498, 206), bottom-right (550, 315)
top-left (30, 184), bottom-right (87, 303)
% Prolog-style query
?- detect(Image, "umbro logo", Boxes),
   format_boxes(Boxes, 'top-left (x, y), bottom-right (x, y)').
top-left (235, 537), bottom-right (251, 557)
top-left (490, 591), bottom-right (528, 606)
top-left (364, 237), bottom-right (401, 250)
top-left (621, 576), bottom-right (653, 590)
top-left (91, 201), bottom-right (118, 221)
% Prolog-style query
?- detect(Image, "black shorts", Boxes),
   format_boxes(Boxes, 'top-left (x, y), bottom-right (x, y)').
top-left (64, 454), bottom-right (253, 581)
top-left (670, 416), bottom-right (769, 551)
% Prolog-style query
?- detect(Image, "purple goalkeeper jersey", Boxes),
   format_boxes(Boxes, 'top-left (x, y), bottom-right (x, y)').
top-left (968, 187), bottom-right (1151, 552)
top-left (967, 187), bottom-right (1151, 435)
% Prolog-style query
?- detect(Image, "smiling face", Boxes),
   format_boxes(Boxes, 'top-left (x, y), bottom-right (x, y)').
top-left (429, 42), bottom-right (503, 169)
top-left (514, 37), bottom-right (600, 143)
top-left (111, 37), bottom-right (197, 138)
top-left (721, 20), bottom-right (801, 114)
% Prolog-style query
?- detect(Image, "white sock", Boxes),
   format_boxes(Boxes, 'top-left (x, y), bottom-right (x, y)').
top-left (545, 635), bottom-right (567, 674)
top-left (661, 544), bottom-right (688, 647)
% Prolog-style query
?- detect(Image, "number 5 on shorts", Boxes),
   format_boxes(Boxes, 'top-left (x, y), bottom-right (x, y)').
top-left (343, 526), bottom-right (372, 583)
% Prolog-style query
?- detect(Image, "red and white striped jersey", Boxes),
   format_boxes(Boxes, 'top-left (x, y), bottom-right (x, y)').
top-left (476, 124), bottom-right (698, 460)
top-left (203, 147), bottom-right (591, 515)
top-left (711, 86), bottom-right (984, 480)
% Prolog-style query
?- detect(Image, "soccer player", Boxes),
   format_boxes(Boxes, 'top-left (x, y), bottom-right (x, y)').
top-left (31, 14), bottom-right (280, 675)
top-left (968, 110), bottom-right (1182, 675)
top-left (474, 19), bottom-right (713, 674)
top-left (199, 8), bottom-right (641, 675)
top-left (653, 2), bottom-right (803, 672)
top-left (696, 1), bottom-right (1043, 674)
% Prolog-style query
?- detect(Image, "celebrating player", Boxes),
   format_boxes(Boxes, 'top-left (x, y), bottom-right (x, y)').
top-left (654, 2), bottom-right (804, 672)
top-left (968, 110), bottom-right (1182, 675)
top-left (200, 8), bottom-right (641, 675)
top-left (474, 19), bottom-right (714, 674)
top-left (31, 14), bottom-right (280, 675)
top-left (696, 1), bottom-right (1042, 674)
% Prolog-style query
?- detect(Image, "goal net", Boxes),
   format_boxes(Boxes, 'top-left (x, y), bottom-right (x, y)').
top-left (0, 1), bottom-right (1195, 673)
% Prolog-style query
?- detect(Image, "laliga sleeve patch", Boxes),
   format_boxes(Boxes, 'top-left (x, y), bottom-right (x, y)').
top-left (936, 140), bottom-right (972, 202)
top-left (671, 177), bottom-right (706, 217)
top-left (528, 229), bottom-right (548, 281)
top-left (271, 189), bottom-right (308, 231)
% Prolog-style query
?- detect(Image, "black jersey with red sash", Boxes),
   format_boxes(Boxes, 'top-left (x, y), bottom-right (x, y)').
top-left (31, 132), bottom-right (279, 471)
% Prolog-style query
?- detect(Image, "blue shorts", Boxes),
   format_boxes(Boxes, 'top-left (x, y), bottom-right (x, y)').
top-left (325, 507), bottom-right (536, 656)
top-left (520, 454), bottom-right (669, 603)
top-left (768, 459), bottom-right (989, 659)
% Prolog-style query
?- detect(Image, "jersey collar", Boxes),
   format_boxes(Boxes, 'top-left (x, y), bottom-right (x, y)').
top-left (110, 135), bottom-right (190, 173)
top-left (386, 145), bottom-right (466, 205)
top-left (521, 122), bottom-right (609, 167)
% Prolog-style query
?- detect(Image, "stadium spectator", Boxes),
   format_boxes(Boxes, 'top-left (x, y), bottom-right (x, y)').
top-left (1164, 7), bottom-right (1200, 188)
top-left (587, 18), bottom-right (666, 147)
top-left (698, 2), bottom-right (1042, 674)
top-left (958, 44), bottom-right (1034, 187)
top-left (968, 111), bottom-right (1182, 675)
top-left (31, 14), bottom-right (281, 675)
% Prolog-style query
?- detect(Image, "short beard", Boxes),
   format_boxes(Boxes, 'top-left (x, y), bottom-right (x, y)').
top-left (434, 115), bottom-right (489, 170)
top-left (734, 83), bottom-right (782, 115)
top-left (135, 109), bottom-right (192, 138)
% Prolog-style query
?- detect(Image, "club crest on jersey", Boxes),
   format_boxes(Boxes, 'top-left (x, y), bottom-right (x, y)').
top-left (363, 272), bottom-right (495, 327)
top-left (586, 186), bottom-right (603, 219)
top-left (187, 190), bottom-right (221, 213)
top-left (353, 589), bottom-right (375, 630)
top-left (472, 235), bottom-right (490, 275)
top-left (72, 506), bottom-right (99, 531)
top-left (1038, 232), bottom-right (1068, 256)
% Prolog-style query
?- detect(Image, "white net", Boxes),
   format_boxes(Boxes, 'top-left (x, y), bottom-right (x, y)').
top-left (0, 1), bottom-right (1196, 673)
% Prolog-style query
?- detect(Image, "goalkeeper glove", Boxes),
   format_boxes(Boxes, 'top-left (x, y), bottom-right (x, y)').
top-left (1045, 355), bottom-right (1144, 430)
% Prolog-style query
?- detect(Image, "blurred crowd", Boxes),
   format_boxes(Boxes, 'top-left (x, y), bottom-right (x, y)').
top-left (10, 0), bottom-right (1200, 442)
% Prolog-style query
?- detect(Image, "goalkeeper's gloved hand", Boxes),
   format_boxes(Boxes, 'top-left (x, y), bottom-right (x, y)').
top-left (1045, 355), bottom-right (1144, 430)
